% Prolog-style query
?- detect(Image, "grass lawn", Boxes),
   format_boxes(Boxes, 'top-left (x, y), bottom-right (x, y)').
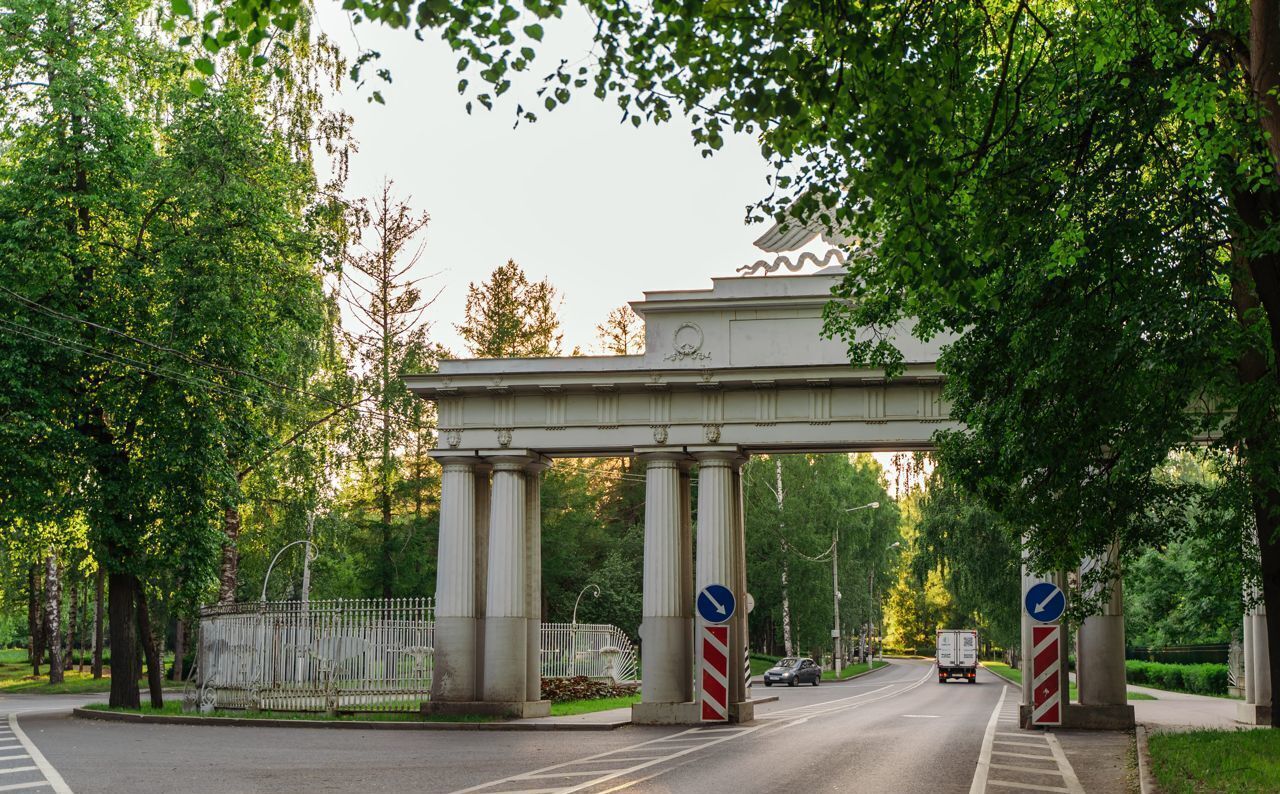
top-left (979, 661), bottom-right (1157, 701)
top-left (549, 694), bottom-right (640, 716)
top-left (0, 647), bottom-right (179, 695)
top-left (82, 702), bottom-right (496, 723)
top-left (821, 660), bottom-right (887, 681)
top-left (749, 655), bottom-right (779, 676)
top-left (1148, 729), bottom-right (1280, 793)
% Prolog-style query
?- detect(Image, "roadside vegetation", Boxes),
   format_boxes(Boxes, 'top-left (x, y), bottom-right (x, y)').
top-left (821, 660), bottom-right (887, 681)
top-left (980, 661), bottom-right (1157, 702)
top-left (1148, 729), bottom-right (1280, 793)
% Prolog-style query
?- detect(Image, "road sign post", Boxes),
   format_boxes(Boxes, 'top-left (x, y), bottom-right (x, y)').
top-left (697, 584), bottom-right (736, 722)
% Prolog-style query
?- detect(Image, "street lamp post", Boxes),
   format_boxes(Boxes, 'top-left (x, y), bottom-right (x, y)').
top-left (836, 502), bottom-right (880, 675)
top-left (261, 539), bottom-right (319, 603)
top-left (571, 584), bottom-right (601, 676)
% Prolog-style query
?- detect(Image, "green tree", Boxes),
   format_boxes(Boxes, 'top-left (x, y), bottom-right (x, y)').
top-left (458, 260), bottom-right (562, 358)
top-left (911, 470), bottom-right (1022, 656)
top-left (595, 305), bottom-right (644, 356)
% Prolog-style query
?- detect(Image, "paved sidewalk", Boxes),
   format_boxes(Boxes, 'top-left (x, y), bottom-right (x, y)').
top-left (1127, 684), bottom-right (1244, 732)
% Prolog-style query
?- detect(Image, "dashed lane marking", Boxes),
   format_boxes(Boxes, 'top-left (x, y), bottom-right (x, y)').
top-left (450, 666), bottom-right (936, 794)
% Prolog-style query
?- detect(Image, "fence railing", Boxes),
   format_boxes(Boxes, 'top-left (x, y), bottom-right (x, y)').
top-left (193, 599), bottom-right (638, 713)
top-left (194, 598), bottom-right (435, 713)
top-left (540, 623), bottom-right (639, 683)
top-left (1125, 643), bottom-right (1230, 665)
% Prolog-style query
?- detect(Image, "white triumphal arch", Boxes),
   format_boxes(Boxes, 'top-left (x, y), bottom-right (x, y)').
top-left (405, 229), bottom-right (1137, 727)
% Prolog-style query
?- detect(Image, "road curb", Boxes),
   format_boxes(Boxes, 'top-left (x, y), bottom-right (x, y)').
top-left (73, 707), bottom-right (629, 731)
top-left (1135, 724), bottom-right (1159, 794)
top-left (979, 663), bottom-right (1021, 689)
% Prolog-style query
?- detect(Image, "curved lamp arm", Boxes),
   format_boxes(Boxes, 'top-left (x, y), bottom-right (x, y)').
top-left (261, 539), bottom-right (319, 603)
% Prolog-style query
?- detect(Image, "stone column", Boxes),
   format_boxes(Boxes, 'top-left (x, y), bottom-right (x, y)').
top-left (1020, 540), bottom-right (1033, 708)
top-left (637, 452), bottom-right (693, 704)
top-left (1245, 606), bottom-right (1256, 706)
top-left (524, 458), bottom-right (548, 703)
top-left (1077, 546), bottom-right (1127, 706)
top-left (694, 448), bottom-right (747, 719)
top-left (1253, 602), bottom-right (1271, 710)
top-left (484, 456), bottom-right (529, 703)
top-left (731, 460), bottom-right (749, 706)
top-left (679, 462), bottom-right (694, 694)
top-left (473, 464), bottom-right (491, 698)
top-left (431, 456), bottom-right (478, 701)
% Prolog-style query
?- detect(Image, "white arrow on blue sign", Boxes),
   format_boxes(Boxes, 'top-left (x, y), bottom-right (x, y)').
top-left (1024, 582), bottom-right (1065, 623)
top-left (696, 584), bottom-right (736, 624)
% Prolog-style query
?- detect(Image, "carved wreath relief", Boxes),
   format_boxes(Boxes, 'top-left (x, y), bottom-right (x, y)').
top-left (664, 322), bottom-right (712, 362)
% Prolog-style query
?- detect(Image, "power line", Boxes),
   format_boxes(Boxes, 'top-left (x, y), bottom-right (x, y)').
top-left (0, 285), bottom-right (346, 409)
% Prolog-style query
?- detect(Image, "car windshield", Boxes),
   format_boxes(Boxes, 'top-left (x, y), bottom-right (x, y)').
top-left (776, 658), bottom-right (801, 668)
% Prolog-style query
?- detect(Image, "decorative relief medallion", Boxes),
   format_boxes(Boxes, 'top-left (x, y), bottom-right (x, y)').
top-left (652, 425), bottom-right (669, 445)
top-left (497, 428), bottom-right (513, 447)
top-left (445, 429), bottom-right (461, 448)
top-left (665, 322), bottom-right (712, 362)
top-left (704, 424), bottom-right (722, 443)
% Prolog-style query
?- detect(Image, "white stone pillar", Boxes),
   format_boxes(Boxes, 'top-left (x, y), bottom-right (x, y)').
top-left (432, 457), bottom-right (478, 701)
top-left (484, 456), bottom-right (529, 702)
top-left (473, 464), bottom-right (491, 697)
top-left (694, 449), bottom-right (746, 713)
top-left (1254, 603), bottom-right (1271, 708)
top-left (1077, 546), bottom-right (1127, 706)
top-left (679, 463), bottom-right (694, 694)
top-left (639, 452), bottom-right (694, 704)
top-left (525, 459), bottom-right (548, 703)
top-left (731, 460), bottom-right (748, 706)
top-left (1245, 608), bottom-right (1257, 706)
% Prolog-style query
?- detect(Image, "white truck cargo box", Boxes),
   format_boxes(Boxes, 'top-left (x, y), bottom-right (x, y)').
top-left (936, 629), bottom-right (979, 683)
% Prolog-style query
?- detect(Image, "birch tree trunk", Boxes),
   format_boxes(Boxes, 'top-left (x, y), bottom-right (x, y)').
top-left (775, 459), bottom-right (795, 657)
top-left (44, 552), bottom-right (64, 685)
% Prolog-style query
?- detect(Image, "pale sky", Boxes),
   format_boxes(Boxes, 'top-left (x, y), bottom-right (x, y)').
top-left (313, 4), bottom-right (799, 356)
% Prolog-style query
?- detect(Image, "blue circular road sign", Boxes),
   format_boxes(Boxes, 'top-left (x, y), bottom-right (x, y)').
top-left (696, 584), bottom-right (736, 624)
top-left (1024, 582), bottom-right (1065, 623)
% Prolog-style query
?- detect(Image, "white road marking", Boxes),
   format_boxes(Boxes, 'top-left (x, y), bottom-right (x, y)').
top-left (7, 715), bottom-right (71, 794)
top-left (452, 665), bottom-right (935, 794)
top-left (987, 781), bottom-right (1068, 793)
top-left (1044, 732), bottom-right (1085, 794)
top-left (0, 769), bottom-right (37, 777)
top-left (901, 714), bottom-right (940, 718)
top-left (0, 782), bottom-right (56, 793)
top-left (992, 750), bottom-right (1057, 761)
top-left (969, 684), bottom-right (1006, 794)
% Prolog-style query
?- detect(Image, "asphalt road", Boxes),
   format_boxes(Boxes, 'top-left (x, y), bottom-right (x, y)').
top-left (5, 660), bottom-right (1116, 794)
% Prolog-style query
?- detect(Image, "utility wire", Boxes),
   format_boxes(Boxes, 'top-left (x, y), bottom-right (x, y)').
top-left (0, 285), bottom-right (346, 408)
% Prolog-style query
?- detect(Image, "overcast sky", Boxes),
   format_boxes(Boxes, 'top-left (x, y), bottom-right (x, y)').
top-left (314, 5), bottom-right (795, 356)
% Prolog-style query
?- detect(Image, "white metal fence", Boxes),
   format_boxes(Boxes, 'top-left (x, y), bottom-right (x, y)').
top-left (540, 623), bottom-right (639, 683)
top-left (193, 599), bottom-right (638, 713)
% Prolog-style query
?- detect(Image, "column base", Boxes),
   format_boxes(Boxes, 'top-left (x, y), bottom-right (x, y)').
top-left (631, 700), bottom-right (755, 725)
top-left (1019, 703), bottom-right (1135, 730)
top-left (483, 616), bottom-right (528, 702)
top-left (421, 699), bottom-right (551, 719)
top-left (430, 616), bottom-right (477, 702)
top-left (1236, 703), bottom-right (1273, 726)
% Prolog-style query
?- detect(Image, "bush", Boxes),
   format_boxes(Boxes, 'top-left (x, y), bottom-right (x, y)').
top-left (540, 676), bottom-right (639, 703)
top-left (1125, 660), bottom-right (1228, 696)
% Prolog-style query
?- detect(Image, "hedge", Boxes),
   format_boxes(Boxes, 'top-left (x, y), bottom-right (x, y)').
top-left (1125, 660), bottom-right (1229, 696)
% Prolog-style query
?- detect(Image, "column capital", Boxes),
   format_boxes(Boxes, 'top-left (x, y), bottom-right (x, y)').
top-left (480, 449), bottom-right (547, 470)
top-left (432, 450), bottom-right (484, 471)
top-left (688, 445), bottom-right (746, 466)
top-left (634, 447), bottom-right (694, 465)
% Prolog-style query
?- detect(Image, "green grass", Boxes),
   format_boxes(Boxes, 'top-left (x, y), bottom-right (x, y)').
top-left (1149, 729), bottom-right (1280, 793)
top-left (81, 702), bottom-right (496, 723)
top-left (0, 647), bottom-right (179, 695)
top-left (821, 660), bottom-right (887, 680)
top-left (749, 654), bottom-right (780, 676)
top-left (548, 694), bottom-right (640, 716)
top-left (979, 661), bottom-right (1156, 700)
